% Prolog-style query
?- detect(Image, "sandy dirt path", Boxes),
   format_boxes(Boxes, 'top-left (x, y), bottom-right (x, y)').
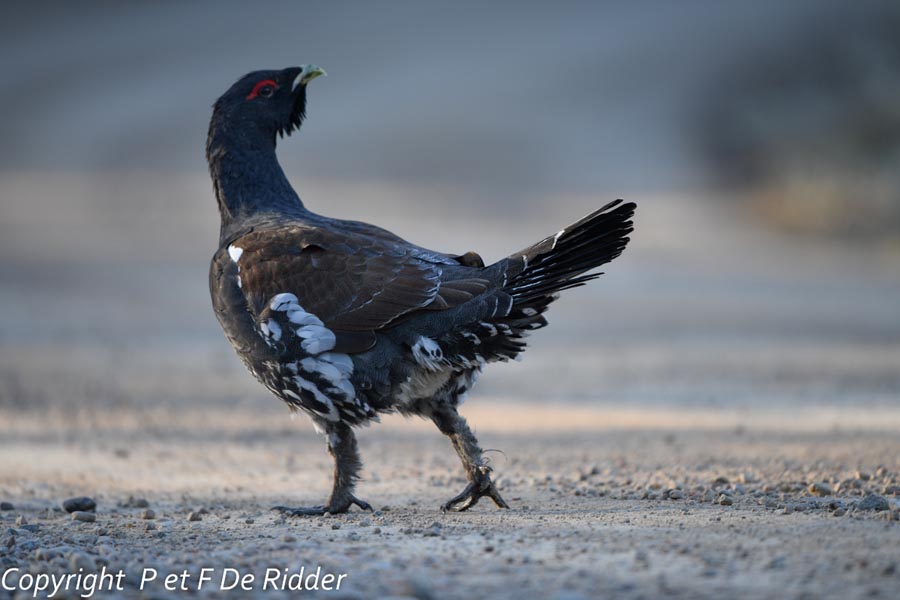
top-left (2, 405), bottom-right (898, 599)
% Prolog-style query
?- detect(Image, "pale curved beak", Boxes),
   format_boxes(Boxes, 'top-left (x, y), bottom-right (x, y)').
top-left (293, 64), bottom-right (326, 91)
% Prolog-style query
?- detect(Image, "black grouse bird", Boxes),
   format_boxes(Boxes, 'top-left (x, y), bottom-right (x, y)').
top-left (208, 65), bottom-right (635, 514)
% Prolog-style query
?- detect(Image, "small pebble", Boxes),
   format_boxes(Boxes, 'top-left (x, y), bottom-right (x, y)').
top-left (808, 482), bottom-right (833, 497)
top-left (0, 502), bottom-right (13, 511)
top-left (145, 522), bottom-right (156, 531)
top-left (187, 512), bottom-right (202, 522)
top-left (667, 489), bottom-right (684, 500)
top-left (14, 515), bottom-right (27, 526)
top-left (128, 497), bottom-right (150, 509)
top-left (140, 509), bottom-right (155, 520)
top-left (331, 523), bottom-right (341, 530)
top-left (856, 470), bottom-right (872, 481)
top-left (71, 511), bottom-right (96, 523)
top-left (717, 494), bottom-right (733, 506)
top-left (858, 494), bottom-right (890, 512)
top-left (832, 508), bottom-right (846, 517)
top-left (283, 534), bottom-right (296, 542)
top-left (63, 497), bottom-right (96, 513)
top-left (68, 552), bottom-right (94, 571)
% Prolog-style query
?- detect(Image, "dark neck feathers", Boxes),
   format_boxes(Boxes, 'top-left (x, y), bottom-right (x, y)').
top-left (207, 117), bottom-right (306, 242)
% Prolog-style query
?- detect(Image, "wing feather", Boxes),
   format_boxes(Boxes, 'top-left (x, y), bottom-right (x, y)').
top-left (228, 225), bottom-right (486, 351)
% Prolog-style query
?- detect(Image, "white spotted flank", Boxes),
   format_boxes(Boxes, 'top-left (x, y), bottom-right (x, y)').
top-left (412, 336), bottom-right (444, 371)
top-left (259, 319), bottom-right (282, 342)
top-left (267, 293), bottom-right (337, 354)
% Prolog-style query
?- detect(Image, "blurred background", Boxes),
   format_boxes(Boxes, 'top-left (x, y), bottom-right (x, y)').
top-left (1, 0), bottom-right (898, 426)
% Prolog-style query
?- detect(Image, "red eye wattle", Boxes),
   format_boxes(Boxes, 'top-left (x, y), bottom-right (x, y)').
top-left (247, 79), bottom-right (278, 100)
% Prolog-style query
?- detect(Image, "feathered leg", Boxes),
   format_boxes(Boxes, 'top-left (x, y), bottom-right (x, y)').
top-left (274, 423), bottom-right (372, 515)
top-left (431, 406), bottom-right (509, 512)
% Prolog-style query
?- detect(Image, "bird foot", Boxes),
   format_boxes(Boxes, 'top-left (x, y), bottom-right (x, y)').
top-left (441, 466), bottom-right (509, 512)
top-left (273, 495), bottom-right (372, 516)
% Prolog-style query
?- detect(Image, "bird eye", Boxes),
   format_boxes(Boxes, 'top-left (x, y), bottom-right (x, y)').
top-left (247, 79), bottom-right (278, 100)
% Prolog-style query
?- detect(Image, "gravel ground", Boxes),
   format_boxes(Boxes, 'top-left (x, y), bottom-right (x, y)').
top-left (1, 405), bottom-right (899, 599)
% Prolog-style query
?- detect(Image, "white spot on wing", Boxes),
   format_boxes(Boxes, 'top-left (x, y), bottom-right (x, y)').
top-left (228, 246), bottom-right (244, 290)
top-left (227, 245), bottom-right (244, 263)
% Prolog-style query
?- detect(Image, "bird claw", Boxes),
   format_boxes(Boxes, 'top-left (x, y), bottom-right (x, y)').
top-left (273, 495), bottom-right (373, 516)
top-left (441, 468), bottom-right (509, 512)
top-left (273, 504), bottom-right (328, 517)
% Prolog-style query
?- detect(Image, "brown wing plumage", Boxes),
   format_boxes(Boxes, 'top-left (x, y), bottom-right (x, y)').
top-left (229, 225), bottom-right (487, 352)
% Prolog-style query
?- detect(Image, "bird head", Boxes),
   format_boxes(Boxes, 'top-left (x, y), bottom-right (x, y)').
top-left (211, 65), bottom-right (326, 142)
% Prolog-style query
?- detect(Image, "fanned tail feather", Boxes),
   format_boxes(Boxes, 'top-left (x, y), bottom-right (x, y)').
top-left (441, 200), bottom-right (635, 368)
top-left (505, 199), bottom-right (635, 304)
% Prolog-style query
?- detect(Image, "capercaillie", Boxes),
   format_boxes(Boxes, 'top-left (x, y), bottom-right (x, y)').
top-left (207, 65), bottom-right (635, 514)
